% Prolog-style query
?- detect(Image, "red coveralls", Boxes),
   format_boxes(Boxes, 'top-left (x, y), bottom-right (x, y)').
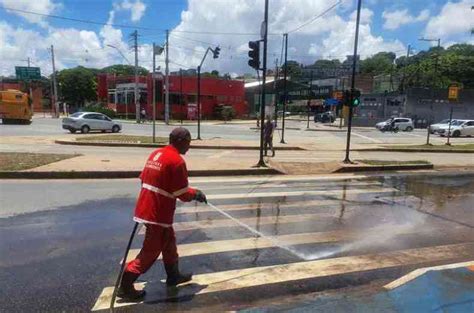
top-left (126, 145), bottom-right (196, 275)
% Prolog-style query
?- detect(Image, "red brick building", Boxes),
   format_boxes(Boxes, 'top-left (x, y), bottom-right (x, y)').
top-left (97, 73), bottom-right (247, 119)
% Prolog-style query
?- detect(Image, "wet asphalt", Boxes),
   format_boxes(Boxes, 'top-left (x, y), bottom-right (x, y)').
top-left (0, 172), bottom-right (473, 312)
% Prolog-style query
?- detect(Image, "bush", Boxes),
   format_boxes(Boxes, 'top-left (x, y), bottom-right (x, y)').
top-left (213, 104), bottom-right (235, 121)
top-left (82, 102), bottom-right (116, 118)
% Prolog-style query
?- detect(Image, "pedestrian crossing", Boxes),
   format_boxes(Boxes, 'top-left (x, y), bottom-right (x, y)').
top-left (91, 175), bottom-right (474, 311)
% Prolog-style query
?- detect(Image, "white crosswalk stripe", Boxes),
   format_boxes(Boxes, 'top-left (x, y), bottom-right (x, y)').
top-left (91, 176), bottom-right (474, 311)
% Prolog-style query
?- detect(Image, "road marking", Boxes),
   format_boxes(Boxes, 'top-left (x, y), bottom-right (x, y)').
top-left (189, 174), bottom-right (370, 184)
top-left (351, 132), bottom-right (382, 143)
top-left (176, 198), bottom-right (357, 214)
top-left (207, 150), bottom-right (233, 159)
top-left (92, 242), bottom-right (474, 311)
top-left (196, 181), bottom-right (383, 193)
top-left (127, 224), bottom-right (436, 263)
top-left (198, 187), bottom-right (395, 201)
top-left (142, 212), bottom-right (335, 233)
top-left (384, 260), bottom-right (474, 290)
top-left (175, 194), bottom-right (416, 215)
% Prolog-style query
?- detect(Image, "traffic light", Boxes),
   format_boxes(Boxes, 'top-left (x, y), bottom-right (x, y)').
top-left (343, 90), bottom-right (351, 106)
top-left (248, 40), bottom-right (260, 70)
top-left (352, 89), bottom-right (361, 107)
top-left (213, 46), bottom-right (220, 59)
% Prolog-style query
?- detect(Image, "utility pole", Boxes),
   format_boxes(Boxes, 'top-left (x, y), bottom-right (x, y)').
top-left (307, 70), bottom-right (313, 129)
top-left (343, 0), bottom-right (362, 164)
top-left (50, 45), bottom-right (59, 118)
top-left (280, 33), bottom-right (288, 144)
top-left (180, 68), bottom-right (183, 125)
top-left (152, 42), bottom-right (157, 143)
top-left (165, 29), bottom-right (170, 124)
top-left (257, 0), bottom-right (269, 167)
top-left (23, 57), bottom-right (34, 113)
top-left (131, 30), bottom-right (140, 123)
top-left (273, 58), bottom-right (279, 125)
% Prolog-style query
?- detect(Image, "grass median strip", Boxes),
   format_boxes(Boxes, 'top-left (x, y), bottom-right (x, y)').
top-left (383, 144), bottom-right (474, 151)
top-left (357, 159), bottom-right (431, 166)
top-left (75, 135), bottom-right (168, 144)
top-left (0, 152), bottom-right (80, 171)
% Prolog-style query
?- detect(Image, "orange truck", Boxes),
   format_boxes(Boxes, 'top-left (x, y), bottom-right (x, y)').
top-left (0, 89), bottom-right (32, 124)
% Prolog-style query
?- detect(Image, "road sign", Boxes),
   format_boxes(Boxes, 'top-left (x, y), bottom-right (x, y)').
top-left (15, 66), bottom-right (41, 80)
top-left (448, 85), bottom-right (459, 102)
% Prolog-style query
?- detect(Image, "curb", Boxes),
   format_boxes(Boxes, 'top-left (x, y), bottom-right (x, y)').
top-left (354, 148), bottom-right (474, 153)
top-left (250, 127), bottom-right (301, 131)
top-left (333, 163), bottom-right (434, 173)
top-left (54, 140), bottom-right (305, 151)
top-left (0, 168), bottom-right (283, 179)
top-left (304, 128), bottom-right (346, 132)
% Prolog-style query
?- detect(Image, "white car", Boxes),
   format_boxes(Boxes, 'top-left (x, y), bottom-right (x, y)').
top-left (429, 119), bottom-right (458, 134)
top-left (62, 112), bottom-right (122, 134)
top-left (375, 118), bottom-right (414, 132)
top-left (437, 120), bottom-right (474, 137)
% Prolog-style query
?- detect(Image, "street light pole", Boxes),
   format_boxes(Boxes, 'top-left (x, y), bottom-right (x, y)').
top-left (152, 43), bottom-right (156, 143)
top-left (257, 0), bottom-right (269, 167)
top-left (343, 0), bottom-right (362, 164)
top-left (280, 33), bottom-right (288, 144)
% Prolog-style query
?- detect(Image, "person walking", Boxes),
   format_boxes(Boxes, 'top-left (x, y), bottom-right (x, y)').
top-left (263, 116), bottom-right (276, 157)
top-left (118, 127), bottom-right (207, 300)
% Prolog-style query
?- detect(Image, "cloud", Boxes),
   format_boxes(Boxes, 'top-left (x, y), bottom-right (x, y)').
top-left (0, 0), bottom-right (61, 27)
top-left (382, 8), bottom-right (430, 30)
top-left (424, 0), bottom-right (474, 41)
top-left (169, 0), bottom-right (405, 74)
top-left (115, 0), bottom-right (146, 22)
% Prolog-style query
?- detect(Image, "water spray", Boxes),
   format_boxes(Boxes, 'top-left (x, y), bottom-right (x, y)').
top-left (206, 201), bottom-right (319, 261)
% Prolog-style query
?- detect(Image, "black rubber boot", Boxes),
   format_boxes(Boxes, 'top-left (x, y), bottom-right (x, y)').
top-left (164, 262), bottom-right (193, 286)
top-left (117, 271), bottom-right (146, 300)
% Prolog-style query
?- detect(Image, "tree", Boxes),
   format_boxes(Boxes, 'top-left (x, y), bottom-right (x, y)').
top-left (360, 52), bottom-right (396, 74)
top-left (282, 61), bottom-right (302, 79)
top-left (101, 64), bottom-right (149, 76)
top-left (57, 66), bottom-right (97, 107)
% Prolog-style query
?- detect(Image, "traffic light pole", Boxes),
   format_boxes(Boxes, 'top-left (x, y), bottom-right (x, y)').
top-left (196, 46), bottom-right (219, 140)
top-left (307, 70), bottom-right (313, 129)
top-left (257, 0), bottom-right (269, 167)
top-left (343, 0), bottom-right (362, 164)
top-left (280, 33), bottom-right (288, 144)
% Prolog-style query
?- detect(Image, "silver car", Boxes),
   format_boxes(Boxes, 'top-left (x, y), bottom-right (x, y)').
top-left (62, 112), bottom-right (122, 134)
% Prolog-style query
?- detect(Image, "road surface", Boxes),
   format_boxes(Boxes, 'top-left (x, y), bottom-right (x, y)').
top-left (1, 172), bottom-right (473, 312)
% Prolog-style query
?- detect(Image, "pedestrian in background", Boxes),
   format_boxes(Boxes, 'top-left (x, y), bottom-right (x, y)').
top-left (264, 116), bottom-right (275, 157)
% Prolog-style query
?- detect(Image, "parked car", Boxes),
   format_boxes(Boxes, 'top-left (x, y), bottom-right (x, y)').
top-left (375, 117), bottom-right (414, 132)
top-left (277, 111), bottom-right (291, 117)
top-left (62, 112), bottom-right (122, 134)
top-left (429, 119), bottom-right (458, 134)
top-left (437, 120), bottom-right (474, 137)
top-left (314, 111), bottom-right (335, 123)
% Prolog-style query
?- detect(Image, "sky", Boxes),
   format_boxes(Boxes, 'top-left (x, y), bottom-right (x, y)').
top-left (0, 0), bottom-right (473, 77)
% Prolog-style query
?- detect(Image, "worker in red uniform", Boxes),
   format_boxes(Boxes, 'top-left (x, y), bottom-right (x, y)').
top-left (118, 127), bottom-right (207, 300)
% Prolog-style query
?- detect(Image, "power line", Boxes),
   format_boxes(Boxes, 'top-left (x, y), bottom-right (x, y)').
top-left (287, 1), bottom-right (342, 34)
top-left (1, 6), bottom-right (157, 31)
top-left (0, 5), bottom-right (280, 36)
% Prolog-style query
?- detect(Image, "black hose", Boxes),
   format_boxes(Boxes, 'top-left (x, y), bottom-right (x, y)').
top-left (110, 222), bottom-right (139, 313)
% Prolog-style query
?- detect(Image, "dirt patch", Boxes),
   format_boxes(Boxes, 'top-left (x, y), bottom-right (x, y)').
top-left (357, 160), bottom-right (431, 166)
top-left (0, 152), bottom-right (80, 171)
top-left (268, 160), bottom-right (342, 175)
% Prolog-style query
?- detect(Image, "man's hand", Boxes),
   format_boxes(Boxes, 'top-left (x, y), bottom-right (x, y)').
top-left (194, 190), bottom-right (207, 203)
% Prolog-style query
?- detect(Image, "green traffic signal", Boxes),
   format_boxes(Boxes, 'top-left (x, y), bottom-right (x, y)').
top-left (353, 98), bottom-right (360, 107)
